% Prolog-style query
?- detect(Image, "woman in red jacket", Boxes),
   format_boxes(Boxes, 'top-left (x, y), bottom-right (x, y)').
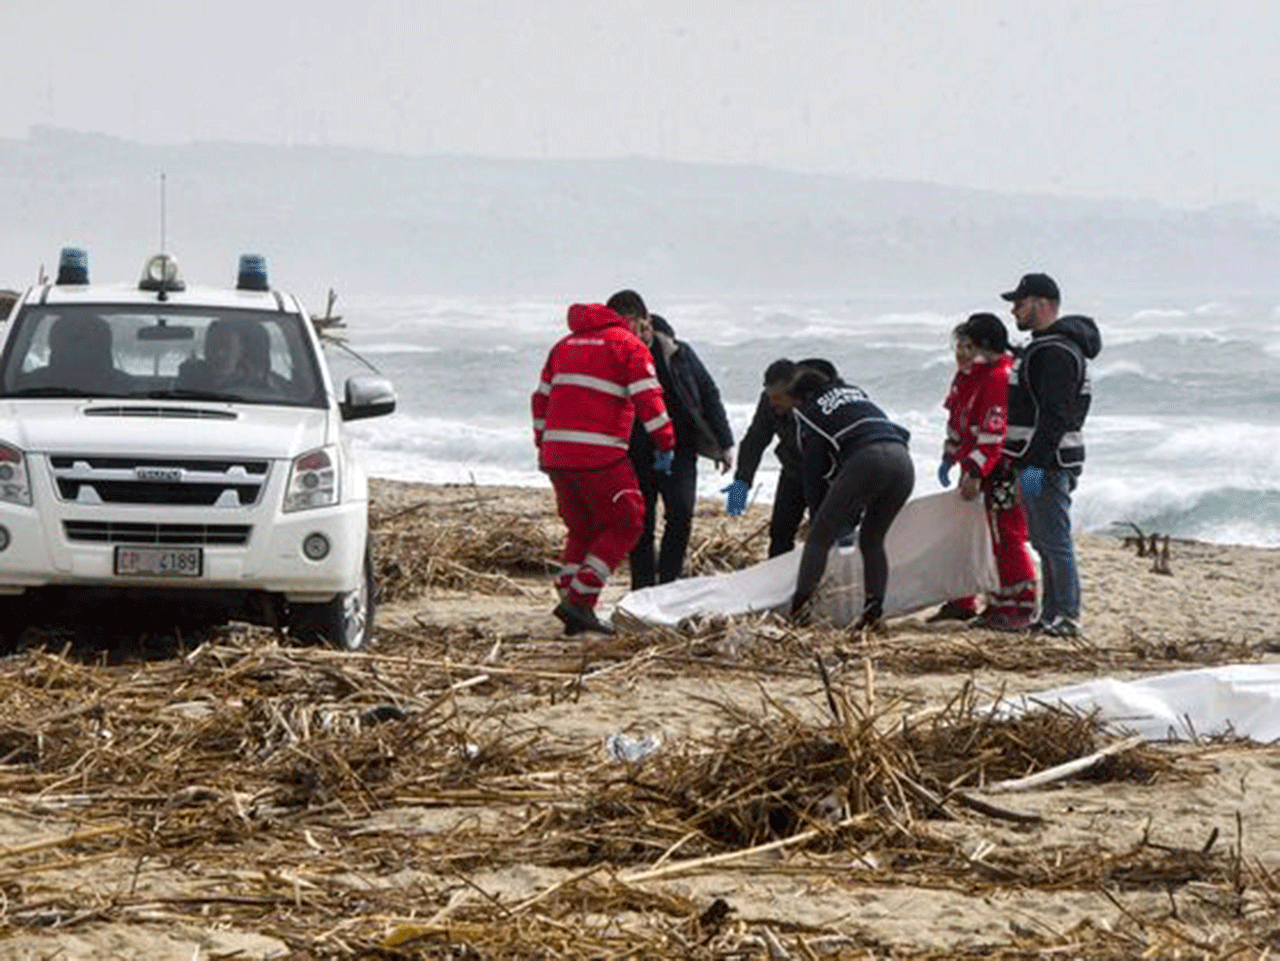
top-left (931, 312), bottom-right (1037, 630)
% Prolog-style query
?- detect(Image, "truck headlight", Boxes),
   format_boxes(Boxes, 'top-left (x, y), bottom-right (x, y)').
top-left (283, 446), bottom-right (339, 513)
top-left (0, 443), bottom-right (32, 506)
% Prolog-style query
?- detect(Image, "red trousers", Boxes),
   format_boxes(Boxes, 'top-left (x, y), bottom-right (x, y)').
top-left (984, 496), bottom-right (1037, 618)
top-left (548, 459), bottom-right (645, 610)
top-left (952, 482), bottom-right (1037, 618)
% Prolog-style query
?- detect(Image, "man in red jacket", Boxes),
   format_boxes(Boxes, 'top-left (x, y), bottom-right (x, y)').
top-left (532, 294), bottom-right (676, 635)
top-left (933, 312), bottom-right (1037, 630)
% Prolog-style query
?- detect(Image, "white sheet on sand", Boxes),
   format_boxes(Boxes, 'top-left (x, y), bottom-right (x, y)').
top-left (1006, 665), bottom-right (1280, 743)
top-left (615, 491), bottom-right (999, 627)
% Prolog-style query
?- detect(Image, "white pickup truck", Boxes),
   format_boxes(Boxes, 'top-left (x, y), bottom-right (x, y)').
top-left (0, 249), bottom-right (396, 651)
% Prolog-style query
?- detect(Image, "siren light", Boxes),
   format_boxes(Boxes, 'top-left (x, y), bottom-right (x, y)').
top-left (138, 254), bottom-right (185, 293)
top-left (236, 254), bottom-right (269, 291)
top-left (55, 247), bottom-right (89, 285)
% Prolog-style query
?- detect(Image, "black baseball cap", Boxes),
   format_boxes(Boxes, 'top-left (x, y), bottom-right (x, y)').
top-left (1000, 272), bottom-right (1060, 302)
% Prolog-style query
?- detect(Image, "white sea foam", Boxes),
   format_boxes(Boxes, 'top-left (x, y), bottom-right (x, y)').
top-left (1092, 359), bottom-right (1152, 380)
top-left (358, 342), bottom-right (441, 355)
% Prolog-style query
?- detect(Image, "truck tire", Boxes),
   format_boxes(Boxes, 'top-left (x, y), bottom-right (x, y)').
top-left (287, 547), bottom-right (375, 651)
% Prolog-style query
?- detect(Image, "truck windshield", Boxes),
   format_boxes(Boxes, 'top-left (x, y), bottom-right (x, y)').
top-left (0, 305), bottom-right (326, 406)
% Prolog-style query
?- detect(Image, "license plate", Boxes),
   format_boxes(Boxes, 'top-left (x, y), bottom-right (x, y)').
top-left (114, 546), bottom-right (203, 577)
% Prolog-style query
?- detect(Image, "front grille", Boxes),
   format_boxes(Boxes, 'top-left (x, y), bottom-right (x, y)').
top-left (64, 521), bottom-right (252, 545)
top-left (49, 456), bottom-right (269, 474)
top-left (48, 455), bottom-right (270, 507)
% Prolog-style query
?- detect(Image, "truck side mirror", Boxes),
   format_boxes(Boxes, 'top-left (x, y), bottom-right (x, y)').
top-left (340, 374), bottom-right (396, 421)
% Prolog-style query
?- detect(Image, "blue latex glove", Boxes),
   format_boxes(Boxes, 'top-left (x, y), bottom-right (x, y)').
top-left (652, 449), bottom-right (674, 476)
top-left (1019, 465), bottom-right (1045, 501)
top-left (937, 457), bottom-right (955, 488)
top-left (722, 478), bottom-right (749, 516)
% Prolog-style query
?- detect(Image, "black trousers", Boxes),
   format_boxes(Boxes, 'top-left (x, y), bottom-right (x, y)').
top-left (792, 441), bottom-right (915, 613)
top-left (629, 445), bottom-right (699, 589)
top-left (768, 468), bottom-right (808, 558)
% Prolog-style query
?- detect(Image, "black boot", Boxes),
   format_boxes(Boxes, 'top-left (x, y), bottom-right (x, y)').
top-left (553, 600), bottom-right (616, 636)
top-left (851, 596), bottom-right (884, 633)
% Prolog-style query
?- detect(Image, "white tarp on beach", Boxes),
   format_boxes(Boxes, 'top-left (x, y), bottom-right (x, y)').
top-left (1008, 664), bottom-right (1280, 743)
top-left (616, 491), bottom-right (998, 627)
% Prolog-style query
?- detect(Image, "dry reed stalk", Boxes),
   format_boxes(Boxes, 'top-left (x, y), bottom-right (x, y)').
top-left (0, 557), bottom-right (1272, 958)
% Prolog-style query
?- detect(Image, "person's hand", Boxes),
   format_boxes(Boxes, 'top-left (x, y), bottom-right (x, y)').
top-left (959, 473), bottom-right (981, 501)
top-left (1018, 466), bottom-right (1045, 501)
top-left (722, 478), bottom-right (749, 516)
top-left (714, 447), bottom-right (734, 474)
top-left (652, 449), bottom-right (674, 475)
top-left (937, 456), bottom-right (955, 488)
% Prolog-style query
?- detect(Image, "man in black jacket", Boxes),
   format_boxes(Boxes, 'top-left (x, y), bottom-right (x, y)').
top-left (782, 367), bottom-right (914, 632)
top-left (1001, 272), bottom-right (1102, 639)
top-left (625, 311), bottom-right (735, 588)
top-left (724, 357), bottom-right (840, 557)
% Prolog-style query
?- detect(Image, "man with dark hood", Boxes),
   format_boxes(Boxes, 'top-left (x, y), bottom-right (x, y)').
top-left (624, 308), bottom-right (734, 588)
top-left (1000, 272), bottom-right (1102, 638)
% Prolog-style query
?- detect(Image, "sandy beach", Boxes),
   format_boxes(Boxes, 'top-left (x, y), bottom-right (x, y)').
top-left (0, 477), bottom-right (1277, 959)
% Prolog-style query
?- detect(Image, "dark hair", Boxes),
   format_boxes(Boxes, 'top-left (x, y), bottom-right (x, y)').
top-left (958, 312), bottom-right (1010, 353)
top-left (788, 367), bottom-right (833, 401)
top-left (796, 357), bottom-right (838, 381)
top-left (606, 289), bottom-right (647, 320)
top-left (763, 358), bottom-right (796, 386)
top-left (649, 313), bottom-right (674, 338)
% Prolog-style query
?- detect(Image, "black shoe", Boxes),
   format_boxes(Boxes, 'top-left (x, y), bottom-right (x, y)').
top-left (553, 600), bottom-right (616, 636)
top-left (1037, 616), bottom-right (1080, 638)
top-left (926, 600), bottom-right (978, 624)
top-left (851, 596), bottom-right (884, 633)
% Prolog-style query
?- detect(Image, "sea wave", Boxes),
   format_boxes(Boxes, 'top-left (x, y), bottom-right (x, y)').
top-left (331, 293), bottom-right (1280, 547)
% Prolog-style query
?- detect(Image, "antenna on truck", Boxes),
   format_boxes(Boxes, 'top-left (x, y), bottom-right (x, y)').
top-left (159, 171), bottom-right (167, 256)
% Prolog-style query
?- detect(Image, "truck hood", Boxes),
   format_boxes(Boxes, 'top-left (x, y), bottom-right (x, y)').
top-left (0, 400), bottom-right (332, 460)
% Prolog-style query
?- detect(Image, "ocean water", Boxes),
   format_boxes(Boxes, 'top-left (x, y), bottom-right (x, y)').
top-left (325, 292), bottom-right (1280, 548)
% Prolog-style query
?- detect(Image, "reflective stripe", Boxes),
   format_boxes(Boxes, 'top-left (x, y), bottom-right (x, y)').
top-left (536, 381), bottom-right (552, 395)
top-left (976, 432), bottom-right (1003, 445)
top-left (542, 429), bottom-right (629, 449)
top-left (1059, 430), bottom-right (1083, 449)
top-left (831, 416), bottom-right (888, 442)
top-left (628, 376), bottom-right (661, 395)
top-left (569, 577), bottom-right (603, 596)
top-left (552, 373), bottom-right (627, 397)
top-left (533, 418), bottom-right (546, 430)
top-left (583, 554), bottom-right (611, 580)
top-left (970, 450), bottom-right (988, 468)
top-left (1006, 425), bottom-right (1033, 441)
top-left (643, 411), bottom-right (671, 433)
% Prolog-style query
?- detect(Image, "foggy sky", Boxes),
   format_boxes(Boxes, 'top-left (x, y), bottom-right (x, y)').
top-left (0, 0), bottom-right (1275, 210)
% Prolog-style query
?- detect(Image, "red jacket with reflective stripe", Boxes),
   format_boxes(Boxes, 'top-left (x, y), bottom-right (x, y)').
top-left (942, 353), bottom-right (1012, 478)
top-left (532, 304), bottom-right (675, 470)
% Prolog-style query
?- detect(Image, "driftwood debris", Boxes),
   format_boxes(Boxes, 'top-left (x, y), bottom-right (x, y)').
top-left (1120, 523), bottom-right (1173, 575)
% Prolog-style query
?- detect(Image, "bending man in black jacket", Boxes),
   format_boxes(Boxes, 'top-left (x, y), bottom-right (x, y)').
top-left (782, 367), bottom-right (914, 632)
top-left (724, 357), bottom-right (841, 557)
top-left (626, 312), bottom-right (735, 588)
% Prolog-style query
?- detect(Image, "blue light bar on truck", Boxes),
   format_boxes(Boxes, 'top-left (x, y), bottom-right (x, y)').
top-left (55, 247), bottom-right (89, 285)
top-left (237, 254), bottom-right (269, 291)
